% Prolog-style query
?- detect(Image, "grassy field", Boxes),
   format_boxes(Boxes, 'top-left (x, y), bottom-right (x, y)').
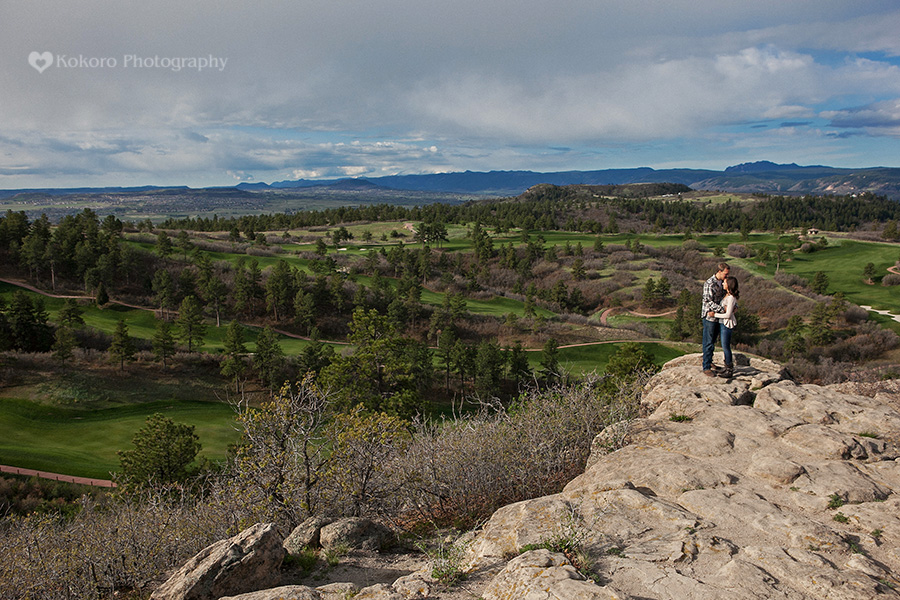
top-left (0, 398), bottom-right (238, 480)
top-left (751, 238), bottom-right (899, 312)
top-left (546, 341), bottom-right (687, 375)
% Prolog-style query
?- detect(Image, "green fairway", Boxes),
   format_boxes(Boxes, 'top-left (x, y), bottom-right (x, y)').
top-left (0, 397), bottom-right (240, 480)
top-left (527, 341), bottom-right (688, 375)
top-left (736, 238), bottom-right (900, 313)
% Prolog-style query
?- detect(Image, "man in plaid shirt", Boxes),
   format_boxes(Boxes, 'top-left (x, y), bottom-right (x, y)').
top-left (701, 262), bottom-right (730, 375)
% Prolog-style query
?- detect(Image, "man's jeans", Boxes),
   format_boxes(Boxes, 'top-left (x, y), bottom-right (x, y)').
top-left (701, 318), bottom-right (719, 370)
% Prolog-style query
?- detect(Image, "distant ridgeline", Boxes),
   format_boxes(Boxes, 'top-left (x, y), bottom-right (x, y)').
top-left (5, 161), bottom-right (900, 201)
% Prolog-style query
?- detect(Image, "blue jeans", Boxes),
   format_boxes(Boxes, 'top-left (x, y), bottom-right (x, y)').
top-left (701, 318), bottom-right (719, 370)
top-left (720, 325), bottom-right (733, 367)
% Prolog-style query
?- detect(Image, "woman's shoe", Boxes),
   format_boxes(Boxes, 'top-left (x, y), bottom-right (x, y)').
top-left (718, 365), bottom-right (734, 378)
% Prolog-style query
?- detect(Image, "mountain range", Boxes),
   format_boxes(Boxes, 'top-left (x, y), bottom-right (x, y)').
top-left (4, 161), bottom-right (900, 200)
top-left (241, 161), bottom-right (900, 198)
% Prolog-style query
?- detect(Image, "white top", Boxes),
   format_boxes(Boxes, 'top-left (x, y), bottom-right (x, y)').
top-left (714, 295), bottom-right (737, 329)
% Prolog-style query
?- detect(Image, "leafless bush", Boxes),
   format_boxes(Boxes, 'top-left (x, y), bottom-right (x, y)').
top-left (0, 487), bottom-right (235, 600)
top-left (607, 251), bottom-right (636, 264)
top-left (824, 323), bottom-right (899, 362)
top-left (616, 321), bottom-right (658, 338)
top-left (531, 260), bottom-right (559, 279)
top-left (786, 357), bottom-right (855, 385)
top-left (727, 244), bottom-right (750, 258)
top-left (682, 240), bottom-right (706, 252)
top-left (611, 271), bottom-right (636, 286)
top-left (246, 246), bottom-right (278, 257)
top-left (844, 304), bottom-right (870, 324)
top-left (774, 271), bottom-right (806, 288)
top-left (883, 273), bottom-right (900, 286)
top-left (394, 375), bottom-right (644, 526)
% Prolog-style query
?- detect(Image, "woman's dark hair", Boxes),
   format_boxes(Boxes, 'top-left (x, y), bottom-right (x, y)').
top-left (725, 276), bottom-right (740, 299)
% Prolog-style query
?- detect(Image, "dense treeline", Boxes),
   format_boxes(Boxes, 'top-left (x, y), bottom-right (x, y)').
top-left (155, 188), bottom-right (900, 236)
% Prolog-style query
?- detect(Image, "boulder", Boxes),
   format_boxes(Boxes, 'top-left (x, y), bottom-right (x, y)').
top-left (315, 582), bottom-right (359, 599)
top-left (284, 516), bottom-right (335, 553)
top-left (352, 583), bottom-right (405, 599)
top-left (151, 523), bottom-right (285, 600)
top-left (318, 517), bottom-right (394, 552)
top-left (481, 549), bottom-right (624, 600)
top-left (219, 586), bottom-right (321, 600)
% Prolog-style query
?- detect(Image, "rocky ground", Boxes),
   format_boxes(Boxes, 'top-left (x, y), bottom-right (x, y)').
top-left (153, 352), bottom-right (900, 599)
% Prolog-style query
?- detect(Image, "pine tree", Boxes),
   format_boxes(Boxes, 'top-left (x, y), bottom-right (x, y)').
top-left (810, 271), bottom-right (829, 295)
top-left (52, 326), bottom-right (78, 364)
top-left (117, 413), bottom-right (201, 490)
top-left (152, 320), bottom-right (177, 368)
top-left (220, 320), bottom-right (249, 381)
top-left (58, 298), bottom-right (85, 328)
top-left (175, 295), bottom-right (207, 353)
top-left (253, 326), bottom-right (285, 389)
top-left (109, 319), bottom-right (135, 371)
top-left (95, 281), bottom-right (109, 307)
top-left (156, 231), bottom-right (173, 260)
top-left (540, 338), bottom-right (560, 382)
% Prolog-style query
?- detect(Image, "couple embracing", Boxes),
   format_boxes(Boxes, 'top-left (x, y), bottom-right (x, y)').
top-left (702, 262), bottom-right (740, 378)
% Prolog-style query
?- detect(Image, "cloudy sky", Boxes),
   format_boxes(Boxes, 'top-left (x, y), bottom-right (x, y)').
top-left (3, 1), bottom-right (900, 188)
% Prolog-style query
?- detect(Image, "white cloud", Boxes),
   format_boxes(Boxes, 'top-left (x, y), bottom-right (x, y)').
top-left (2, 1), bottom-right (900, 185)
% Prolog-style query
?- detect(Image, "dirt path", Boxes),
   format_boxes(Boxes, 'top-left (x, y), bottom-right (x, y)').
top-left (599, 306), bottom-right (676, 325)
top-left (0, 276), bottom-right (151, 311)
top-left (0, 464), bottom-right (116, 488)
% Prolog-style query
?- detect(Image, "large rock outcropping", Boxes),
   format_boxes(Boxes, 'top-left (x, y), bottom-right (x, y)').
top-left (465, 353), bottom-right (900, 599)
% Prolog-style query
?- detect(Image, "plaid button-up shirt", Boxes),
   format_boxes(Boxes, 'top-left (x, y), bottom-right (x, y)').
top-left (701, 274), bottom-right (725, 320)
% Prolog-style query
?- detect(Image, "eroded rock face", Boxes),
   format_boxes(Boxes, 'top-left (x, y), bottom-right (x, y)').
top-left (151, 523), bottom-right (285, 600)
top-left (466, 353), bottom-right (900, 599)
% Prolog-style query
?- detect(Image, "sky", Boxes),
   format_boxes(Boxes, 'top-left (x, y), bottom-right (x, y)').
top-left (4, 1), bottom-right (900, 188)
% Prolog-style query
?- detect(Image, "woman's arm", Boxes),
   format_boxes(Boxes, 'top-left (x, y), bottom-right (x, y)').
top-left (713, 296), bottom-right (735, 320)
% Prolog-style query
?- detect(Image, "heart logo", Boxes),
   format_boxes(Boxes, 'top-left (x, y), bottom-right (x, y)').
top-left (29, 51), bottom-right (53, 74)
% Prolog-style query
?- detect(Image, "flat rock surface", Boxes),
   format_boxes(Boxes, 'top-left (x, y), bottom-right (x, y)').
top-left (464, 353), bottom-right (900, 599)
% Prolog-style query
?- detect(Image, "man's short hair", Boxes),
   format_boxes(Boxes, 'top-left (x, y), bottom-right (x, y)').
top-left (717, 262), bottom-right (730, 272)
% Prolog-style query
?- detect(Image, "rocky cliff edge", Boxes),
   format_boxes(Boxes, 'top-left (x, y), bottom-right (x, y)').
top-left (465, 352), bottom-right (900, 600)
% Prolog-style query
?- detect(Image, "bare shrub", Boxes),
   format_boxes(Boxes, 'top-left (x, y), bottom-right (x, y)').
top-left (195, 239), bottom-right (248, 254)
top-left (0, 487), bottom-right (235, 600)
top-left (883, 273), bottom-right (900, 286)
top-left (531, 260), bottom-right (559, 279)
top-left (394, 375), bottom-right (644, 526)
top-left (824, 323), bottom-right (899, 362)
top-left (607, 251), bottom-right (635, 264)
top-left (246, 246), bottom-right (277, 257)
top-left (727, 244), bottom-right (750, 258)
top-left (786, 357), bottom-right (855, 385)
top-left (844, 304), bottom-right (870, 324)
top-left (682, 239), bottom-right (706, 252)
top-left (774, 272), bottom-right (806, 289)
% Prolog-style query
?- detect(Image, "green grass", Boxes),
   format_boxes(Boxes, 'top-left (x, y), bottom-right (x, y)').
top-left (534, 341), bottom-right (686, 375)
top-left (737, 238), bottom-right (900, 313)
top-left (0, 397), bottom-right (239, 480)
